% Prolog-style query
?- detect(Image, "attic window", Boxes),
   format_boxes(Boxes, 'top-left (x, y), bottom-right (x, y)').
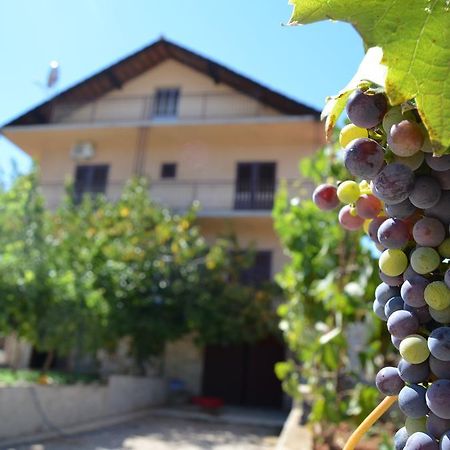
top-left (152, 88), bottom-right (180, 118)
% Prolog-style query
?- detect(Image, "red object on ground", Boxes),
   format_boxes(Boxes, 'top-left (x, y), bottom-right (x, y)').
top-left (191, 396), bottom-right (224, 409)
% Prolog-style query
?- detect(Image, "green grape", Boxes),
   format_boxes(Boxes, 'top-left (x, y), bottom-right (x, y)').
top-left (382, 105), bottom-right (404, 134)
top-left (405, 416), bottom-right (427, 435)
top-left (399, 334), bottom-right (430, 364)
top-left (424, 281), bottom-right (450, 311)
top-left (438, 238), bottom-right (450, 258)
top-left (429, 306), bottom-right (450, 323)
top-left (379, 249), bottom-right (408, 277)
top-left (337, 180), bottom-right (361, 204)
top-left (410, 247), bottom-right (441, 274)
top-left (339, 123), bottom-right (369, 148)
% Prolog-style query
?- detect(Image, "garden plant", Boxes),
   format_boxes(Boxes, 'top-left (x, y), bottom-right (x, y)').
top-left (283, 1), bottom-right (449, 449)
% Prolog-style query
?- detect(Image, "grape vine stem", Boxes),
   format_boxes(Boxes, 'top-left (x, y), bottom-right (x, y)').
top-left (343, 396), bottom-right (398, 450)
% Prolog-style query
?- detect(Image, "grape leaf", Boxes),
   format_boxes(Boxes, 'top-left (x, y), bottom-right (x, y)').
top-left (289, 0), bottom-right (450, 152)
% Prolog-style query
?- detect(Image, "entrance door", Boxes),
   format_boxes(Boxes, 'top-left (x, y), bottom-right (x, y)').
top-left (202, 336), bottom-right (284, 408)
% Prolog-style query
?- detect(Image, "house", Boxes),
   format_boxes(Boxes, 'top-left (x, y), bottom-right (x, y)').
top-left (1, 38), bottom-right (323, 409)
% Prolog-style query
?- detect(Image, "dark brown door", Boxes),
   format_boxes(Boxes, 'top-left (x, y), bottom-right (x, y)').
top-left (202, 336), bottom-right (284, 409)
top-left (234, 162), bottom-right (276, 210)
top-left (74, 164), bottom-right (109, 203)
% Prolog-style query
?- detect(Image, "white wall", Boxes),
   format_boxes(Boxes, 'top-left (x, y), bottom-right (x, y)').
top-left (0, 375), bottom-right (166, 441)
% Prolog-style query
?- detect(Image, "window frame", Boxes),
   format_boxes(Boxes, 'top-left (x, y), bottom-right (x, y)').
top-left (152, 87), bottom-right (180, 118)
top-left (160, 162), bottom-right (177, 179)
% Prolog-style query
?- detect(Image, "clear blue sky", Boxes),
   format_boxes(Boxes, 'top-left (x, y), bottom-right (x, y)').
top-left (0, 0), bottom-right (364, 178)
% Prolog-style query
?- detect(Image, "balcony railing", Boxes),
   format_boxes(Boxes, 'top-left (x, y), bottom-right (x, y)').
top-left (49, 92), bottom-right (280, 125)
top-left (40, 179), bottom-right (314, 213)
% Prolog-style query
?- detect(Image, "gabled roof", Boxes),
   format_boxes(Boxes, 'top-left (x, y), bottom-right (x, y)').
top-left (4, 38), bottom-right (320, 127)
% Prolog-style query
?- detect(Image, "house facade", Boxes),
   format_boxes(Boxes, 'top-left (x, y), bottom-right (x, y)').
top-left (1, 39), bottom-right (323, 408)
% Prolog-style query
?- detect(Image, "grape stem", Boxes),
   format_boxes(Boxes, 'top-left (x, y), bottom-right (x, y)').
top-left (343, 396), bottom-right (398, 450)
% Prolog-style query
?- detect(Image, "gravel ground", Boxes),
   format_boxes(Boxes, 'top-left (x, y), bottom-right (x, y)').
top-left (9, 416), bottom-right (279, 450)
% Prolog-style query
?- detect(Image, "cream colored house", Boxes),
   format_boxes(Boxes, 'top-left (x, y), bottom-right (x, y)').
top-left (2, 39), bottom-right (323, 408)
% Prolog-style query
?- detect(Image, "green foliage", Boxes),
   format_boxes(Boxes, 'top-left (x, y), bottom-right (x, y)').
top-left (273, 146), bottom-right (388, 425)
top-left (0, 173), bottom-right (277, 367)
top-left (289, 0), bottom-right (450, 152)
top-left (0, 368), bottom-right (98, 386)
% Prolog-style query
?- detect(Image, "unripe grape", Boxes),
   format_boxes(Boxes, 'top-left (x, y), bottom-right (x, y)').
top-left (388, 120), bottom-right (424, 157)
top-left (438, 237), bottom-right (450, 258)
top-left (410, 247), bottom-right (441, 274)
top-left (338, 205), bottom-right (364, 230)
top-left (337, 180), bottom-right (360, 204)
top-left (379, 249), bottom-right (408, 276)
top-left (356, 194), bottom-right (382, 218)
top-left (312, 184), bottom-right (340, 211)
top-left (394, 151), bottom-right (425, 171)
top-left (424, 281), bottom-right (450, 311)
top-left (339, 123), bottom-right (368, 148)
top-left (399, 334), bottom-right (430, 364)
top-left (405, 417), bottom-right (427, 435)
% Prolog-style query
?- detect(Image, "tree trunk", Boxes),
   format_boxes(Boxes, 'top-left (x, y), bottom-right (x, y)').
top-left (42, 350), bottom-right (55, 372)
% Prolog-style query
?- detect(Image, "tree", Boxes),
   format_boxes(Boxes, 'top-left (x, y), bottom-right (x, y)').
top-left (0, 173), bottom-right (278, 370)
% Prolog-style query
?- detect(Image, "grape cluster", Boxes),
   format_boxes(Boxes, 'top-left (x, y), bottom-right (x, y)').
top-left (312, 88), bottom-right (450, 450)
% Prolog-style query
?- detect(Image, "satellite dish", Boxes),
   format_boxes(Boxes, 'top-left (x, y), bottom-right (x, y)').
top-left (47, 60), bottom-right (59, 88)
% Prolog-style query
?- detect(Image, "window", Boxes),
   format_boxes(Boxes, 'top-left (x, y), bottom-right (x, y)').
top-left (234, 162), bottom-right (276, 210)
top-left (161, 163), bottom-right (177, 179)
top-left (74, 164), bottom-right (109, 203)
top-left (152, 88), bottom-right (180, 118)
top-left (240, 251), bottom-right (272, 286)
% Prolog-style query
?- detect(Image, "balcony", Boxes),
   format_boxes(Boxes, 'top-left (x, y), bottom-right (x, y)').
top-left (48, 92), bottom-right (281, 126)
top-left (40, 179), bottom-right (314, 215)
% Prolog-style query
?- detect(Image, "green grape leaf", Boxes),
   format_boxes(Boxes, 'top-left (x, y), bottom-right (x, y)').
top-left (289, 0), bottom-right (450, 152)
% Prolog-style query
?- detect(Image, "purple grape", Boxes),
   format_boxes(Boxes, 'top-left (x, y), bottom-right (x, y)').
top-left (425, 191), bottom-right (450, 225)
top-left (312, 184), bottom-right (340, 211)
top-left (441, 431), bottom-right (450, 450)
top-left (386, 198), bottom-right (418, 219)
top-left (392, 335), bottom-right (403, 349)
top-left (376, 282), bottom-right (401, 305)
top-left (374, 163), bottom-right (415, 205)
top-left (398, 358), bottom-right (430, 383)
top-left (409, 176), bottom-right (442, 209)
top-left (446, 269), bottom-right (450, 289)
top-left (356, 194), bottom-right (382, 218)
top-left (346, 89), bottom-right (388, 128)
top-left (413, 218), bottom-right (446, 247)
top-left (388, 120), bottom-right (424, 157)
top-left (376, 366), bottom-right (405, 395)
top-left (404, 304), bottom-right (432, 324)
top-left (404, 265), bottom-right (423, 283)
top-left (344, 138), bottom-right (386, 179)
top-left (401, 277), bottom-right (429, 308)
top-left (432, 169), bottom-right (450, 190)
top-left (374, 298), bottom-right (388, 321)
top-left (387, 310), bottom-right (420, 339)
top-left (426, 413), bottom-right (450, 439)
top-left (369, 216), bottom-right (387, 243)
top-left (429, 355), bottom-right (450, 378)
top-left (404, 432), bottom-right (439, 450)
top-left (394, 427), bottom-right (409, 450)
top-left (425, 153), bottom-right (450, 172)
top-left (399, 384), bottom-right (429, 418)
top-left (378, 218), bottom-right (410, 249)
top-left (428, 327), bottom-right (450, 361)
top-left (379, 269), bottom-right (404, 286)
top-left (426, 380), bottom-right (450, 419)
top-left (385, 296), bottom-right (405, 318)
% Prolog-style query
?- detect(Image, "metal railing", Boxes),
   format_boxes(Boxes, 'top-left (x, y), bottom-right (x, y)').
top-left (39, 178), bottom-right (314, 212)
top-left (49, 92), bottom-right (280, 125)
